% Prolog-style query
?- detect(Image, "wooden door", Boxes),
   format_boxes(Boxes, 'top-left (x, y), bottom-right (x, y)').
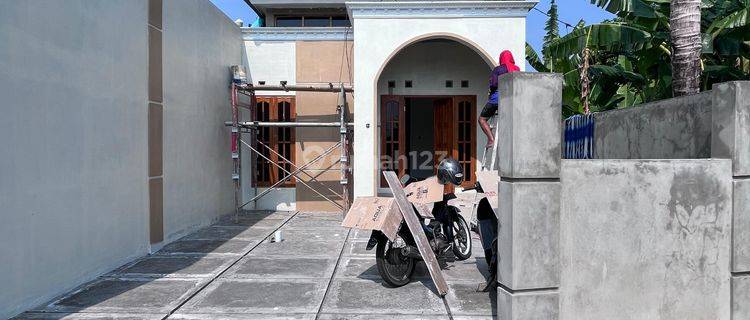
top-left (433, 98), bottom-right (455, 192)
top-left (433, 98), bottom-right (455, 162)
top-left (380, 95), bottom-right (406, 187)
top-left (454, 96), bottom-right (477, 187)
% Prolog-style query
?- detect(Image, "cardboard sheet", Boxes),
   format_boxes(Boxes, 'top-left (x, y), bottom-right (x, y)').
top-left (404, 176), bottom-right (443, 204)
top-left (342, 197), bottom-right (402, 240)
top-left (475, 170), bottom-right (499, 210)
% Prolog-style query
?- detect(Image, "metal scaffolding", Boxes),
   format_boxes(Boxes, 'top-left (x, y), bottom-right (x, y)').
top-left (228, 82), bottom-right (353, 221)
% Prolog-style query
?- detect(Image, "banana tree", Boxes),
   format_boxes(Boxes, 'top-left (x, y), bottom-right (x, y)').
top-left (528, 0), bottom-right (750, 116)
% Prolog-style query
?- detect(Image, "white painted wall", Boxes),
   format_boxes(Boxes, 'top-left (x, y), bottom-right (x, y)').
top-left (161, 0), bottom-right (242, 241)
top-left (376, 40), bottom-right (493, 185)
top-left (353, 15), bottom-right (528, 196)
top-left (241, 39), bottom-right (298, 210)
top-left (0, 1), bottom-right (149, 318)
top-left (243, 41), bottom-right (296, 96)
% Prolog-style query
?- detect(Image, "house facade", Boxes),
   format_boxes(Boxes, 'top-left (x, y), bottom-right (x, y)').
top-left (243, 0), bottom-right (536, 211)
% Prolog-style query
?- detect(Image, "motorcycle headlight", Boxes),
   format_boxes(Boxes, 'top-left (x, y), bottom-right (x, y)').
top-left (393, 236), bottom-right (406, 248)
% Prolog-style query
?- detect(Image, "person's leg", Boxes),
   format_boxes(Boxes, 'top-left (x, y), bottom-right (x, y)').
top-left (478, 102), bottom-right (498, 148)
top-left (478, 117), bottom-right (494, 148)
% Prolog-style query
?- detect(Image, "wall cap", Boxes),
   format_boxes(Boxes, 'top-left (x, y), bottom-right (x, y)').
top-left (346, 1), bottom-right (538, 19)
top-left (242, 27), bottom-right (352, 41)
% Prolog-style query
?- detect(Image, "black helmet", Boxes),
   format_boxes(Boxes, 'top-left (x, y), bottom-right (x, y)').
top-left (437, 157), bottom-right (464, 186)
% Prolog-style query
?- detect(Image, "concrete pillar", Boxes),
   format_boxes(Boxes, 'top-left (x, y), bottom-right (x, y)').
top-left (711, 81), bottom-right (750, 320)
top-left (496, 72), bottom-right (563, 320)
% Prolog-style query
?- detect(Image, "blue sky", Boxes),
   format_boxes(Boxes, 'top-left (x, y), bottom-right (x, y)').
top-left (209, 0), bottom-right (613, 69)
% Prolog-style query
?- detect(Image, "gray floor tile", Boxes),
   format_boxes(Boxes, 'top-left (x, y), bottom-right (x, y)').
top-left (284, 217), bottom-right (346, 230)
top-left (180, 279), bottom-right (327, 314)
top-left (214, 216), bottom-right (287, 228)
top-left (441, 257), bottom-right (490, 282)
top-left (14, 313), bottom-right (164, 320)
top-left (223, 256), bottom-right (336, 279)
top-left (341, 240), bottom-right (372, 257)
top-left (169, 314), bottom-right (315, 320)
top-left (320, 279), bottom-right (447, 315)
top-left (112, 255), bottom-right (233, 278)
top-left (39, 278), bottom-right (200, 313)
top-left (272, 228), bottom-right (348, 242)
top-left (181, 226), bottom-right (274, 241)
top-left (317, 315), bottom-right (449, 320)
top-left (157, 239), bottom-right (257, 255)
top-left (444, 282), bottom-right (496, 316)
top-left (249, 240), bottom-right (344, 258)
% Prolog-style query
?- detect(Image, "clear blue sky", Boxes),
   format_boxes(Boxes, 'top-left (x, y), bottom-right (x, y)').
top-left (209, 0), bottom-right (613, 70)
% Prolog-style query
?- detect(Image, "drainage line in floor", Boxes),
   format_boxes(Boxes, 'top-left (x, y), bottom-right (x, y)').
top-left (161, 211), bottom-right (300, 320)
top-left (314, 228), bottom-right (352, 320)
top-left (442, 295), bottom-right (454, 320)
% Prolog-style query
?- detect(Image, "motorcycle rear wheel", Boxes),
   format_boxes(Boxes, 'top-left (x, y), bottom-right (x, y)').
top-left (375, 240), bottom-right (415, 287)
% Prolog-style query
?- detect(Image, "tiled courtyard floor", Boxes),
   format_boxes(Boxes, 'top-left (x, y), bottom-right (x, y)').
top-left (16, 211), bottom-right (495, 319)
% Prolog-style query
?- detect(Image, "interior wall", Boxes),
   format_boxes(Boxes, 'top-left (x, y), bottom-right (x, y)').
top-left (161, 0), bottom-right (241, 240)
top-left (0, 1), bottom-right (150, 318)
top-left (407, 98), bottom-right (435, 179)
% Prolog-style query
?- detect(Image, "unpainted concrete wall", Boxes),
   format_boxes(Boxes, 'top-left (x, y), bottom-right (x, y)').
top-left (161, 0), bottom-right (241, 241)
top-left (593, 92), bottom-right (712, 159)
top-left (560, 159), bottom-right (732, 320)
top-left (0, 1), bottom-right (149, 318)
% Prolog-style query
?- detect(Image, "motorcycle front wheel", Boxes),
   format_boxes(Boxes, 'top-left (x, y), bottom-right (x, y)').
top-left (452, 214), bottom-right (472, 260)
top-left (375, 240), bottom-right (415, 287)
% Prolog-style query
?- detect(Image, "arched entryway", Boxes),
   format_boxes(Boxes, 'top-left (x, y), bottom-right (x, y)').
top-left (375, 38), bottom-right (494, 191)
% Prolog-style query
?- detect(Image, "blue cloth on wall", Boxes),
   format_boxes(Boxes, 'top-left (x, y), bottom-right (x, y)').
top-left (564, 114), bottom-right (595, 159)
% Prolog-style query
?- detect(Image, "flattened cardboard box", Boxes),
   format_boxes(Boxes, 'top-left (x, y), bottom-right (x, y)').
top-left (475, 170), bottom-right (499, 213)
top-left (342, 197), bottom-right (402, 240)
top-left (404, 176), bottom-right (442, 218)
top-left (404, 176), bottom-right (443, 204)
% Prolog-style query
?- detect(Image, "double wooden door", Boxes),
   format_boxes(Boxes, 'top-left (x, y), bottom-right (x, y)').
top-left (380, 95), bottom-right (476, 188)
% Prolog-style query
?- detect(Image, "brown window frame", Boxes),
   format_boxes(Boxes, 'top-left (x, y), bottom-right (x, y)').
top-left (253, 96), bottom-right (296, 188)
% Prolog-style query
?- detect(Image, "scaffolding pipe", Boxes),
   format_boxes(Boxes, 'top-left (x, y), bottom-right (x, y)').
top-left (228, 78), bottom-right (353, 217)
top-left (338, 86), bottom-right (350, 212)
top-left (238, 83), bottom-right (353, 93)
top-left (239, 141), bottom-right (342, 209)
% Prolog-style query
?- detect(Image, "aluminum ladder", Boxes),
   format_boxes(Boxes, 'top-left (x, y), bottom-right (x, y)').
top-left (479, 113), bottom-right (499, 171)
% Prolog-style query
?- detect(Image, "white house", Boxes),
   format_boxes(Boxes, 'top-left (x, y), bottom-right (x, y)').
top-left (243, 0), bottom-right (535, 211)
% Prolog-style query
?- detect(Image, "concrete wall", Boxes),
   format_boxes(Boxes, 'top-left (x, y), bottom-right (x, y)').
top-left (593, 91), bottom-right (713, 159)
top-left (560, 159), bottom-right (732, 320)
top-left (0, 0), bottom-right (244, 317)
top-left (0, 1), bottom-right (149, 318)
top-left (161, 0), bottom-right (241, 241)
top-left (495, 73), bottom-right (563, 320)
top-left (351, 1), bottom-right (531, 197)
top-left (711, 81), bottom-right (750, 319)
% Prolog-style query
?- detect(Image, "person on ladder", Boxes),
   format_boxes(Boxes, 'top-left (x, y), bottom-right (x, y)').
top-left (478, 50), bottom-right (520, 148)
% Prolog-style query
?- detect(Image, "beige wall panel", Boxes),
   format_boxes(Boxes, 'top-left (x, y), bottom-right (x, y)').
top-left (296, 41), bottom-right (353, 84)
top-left (294, 41), bottom-right (354, 212)
top-left (295, 169), bottom-right (347, 212)
top-left (295, 91), bottom-right (354, 116)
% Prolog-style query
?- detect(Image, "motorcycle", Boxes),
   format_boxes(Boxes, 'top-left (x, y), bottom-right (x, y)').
top-left (366, 174), bottom-right (473, 287)
top-left (463, 179), bottom-right (498, 292)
